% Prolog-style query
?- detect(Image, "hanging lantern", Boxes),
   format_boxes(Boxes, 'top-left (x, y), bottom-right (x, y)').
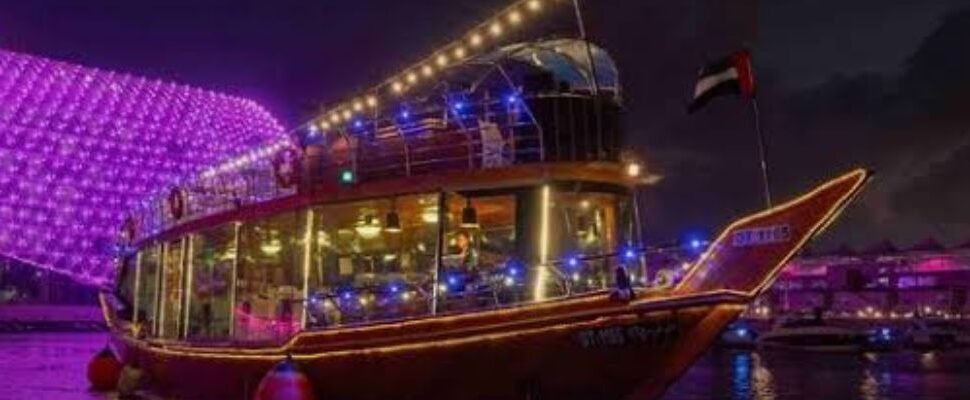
top-left (460, 198), bottom-right (479, 228)
top-left (385, 200), bottom-right (402, 233)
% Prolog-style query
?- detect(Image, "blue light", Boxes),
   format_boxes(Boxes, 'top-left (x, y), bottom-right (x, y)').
top-left (736, 328), bottom-right (748, 337)
top-left (341, 292), bottom-right (352, 301)
top-left (624, 249), bottom-right (637, 260)
top-left (452, 101), bottom-right (466, 112)
top-left (506, 94), bottom-right (519, 104)
top-left (448, 276), bottom-right (458, 286)
top-left (400, 110), bottom-right (411, 120)
top-left (353, 120), bottom-right (363, 129)
top-left (509, 267), bottom-right (519, 276)
top-left (690, 239), bottom-right (702, 249)
top-left (390, 285), bottom-right (399, 293)
top-left (567, 257), bottom-right (579, 268)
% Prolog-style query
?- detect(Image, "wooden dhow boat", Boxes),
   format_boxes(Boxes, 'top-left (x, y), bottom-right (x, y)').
top-left (101, 19), bottom-right (870, 400)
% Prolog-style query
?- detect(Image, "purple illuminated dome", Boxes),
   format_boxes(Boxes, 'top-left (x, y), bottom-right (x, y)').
top-left (0, 49), bottom-right (289, 285)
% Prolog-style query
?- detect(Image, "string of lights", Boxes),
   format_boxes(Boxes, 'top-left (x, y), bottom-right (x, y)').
top-left (308, 0), bottom-right (562, 134)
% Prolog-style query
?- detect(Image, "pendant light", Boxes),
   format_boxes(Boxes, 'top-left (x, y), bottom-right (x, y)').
top-left (385, 198), bottom-right (402, 233)
top-left (460, 198), bottom-right (479, 228)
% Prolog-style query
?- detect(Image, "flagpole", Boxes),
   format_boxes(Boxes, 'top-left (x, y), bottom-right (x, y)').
top-left (572, 0), bottom-right (605, 158)
top-left (750, 97), bottom-right (773, 208)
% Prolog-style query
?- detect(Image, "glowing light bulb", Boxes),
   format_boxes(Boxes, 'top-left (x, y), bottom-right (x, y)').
top-left (320, 121), bottom-right (331, 130)
top-left (453, 47), bottom-right (467, 59)
top-left (421, 65), bottom-right (434, 77)
top-left (436, 54), bottom-right (448, 67)
top-left (469, 33), bottom-right (483, 47)
top-left (489, 22), bottom-right (503, 36)
top-left (352, 100), bottom-right (363, 112)
top-left (341, 110), bottom-right (352, 121)
top-left (406, 72), bottom-right (418, 84)
top-left (366, 96), bottom-right (378, 108)
top-left (527, 0), bottom-right (542, 12)
top-left (508, 11), bottom-right (522, 24)
top-left (391, 81), bottom-right (404, 93)
top-left (626, 162), bottom-right (642, 177)
top-left (329, 113), bottom-right (340, 124)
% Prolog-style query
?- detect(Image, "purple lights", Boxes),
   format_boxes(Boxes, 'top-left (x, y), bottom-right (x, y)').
top-left (0, 49), bottom-right (288, 285)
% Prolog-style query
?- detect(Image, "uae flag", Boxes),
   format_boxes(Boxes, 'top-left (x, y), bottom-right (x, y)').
top-left (687, 49), bottom-right (756, 113)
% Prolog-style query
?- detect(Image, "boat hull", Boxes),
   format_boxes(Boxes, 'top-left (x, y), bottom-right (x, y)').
top-left (111, 295), bottom-right (745, 400)
top-left (106, 168), bottom-right (871, 399)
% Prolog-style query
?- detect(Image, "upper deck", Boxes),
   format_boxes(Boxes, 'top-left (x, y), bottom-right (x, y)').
top-left (126, 39), bottom-right (651, 244)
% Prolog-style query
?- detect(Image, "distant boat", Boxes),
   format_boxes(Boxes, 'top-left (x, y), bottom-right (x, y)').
top-left (758, 314), bottom-right (867, 352)
top-left (719, 322), bottom-right (758, 349)
top-left (906, 319), bottom-right (970, 350)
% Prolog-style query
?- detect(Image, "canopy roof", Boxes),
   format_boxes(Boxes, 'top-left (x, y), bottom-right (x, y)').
top-left (0, 49), bottom-right (288, 285)
top-left (480, 38), bottom-right (621, 96)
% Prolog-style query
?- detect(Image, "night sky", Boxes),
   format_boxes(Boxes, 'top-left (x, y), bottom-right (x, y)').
top-left (2, 0), bottom-right (968, 250)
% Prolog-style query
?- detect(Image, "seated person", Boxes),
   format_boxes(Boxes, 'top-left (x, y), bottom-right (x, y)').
top-left (442, 231), bottom-right (479, 272)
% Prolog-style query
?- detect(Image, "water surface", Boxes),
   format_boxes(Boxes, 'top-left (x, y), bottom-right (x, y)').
top-left (2, 333), bottom-right (969, 399)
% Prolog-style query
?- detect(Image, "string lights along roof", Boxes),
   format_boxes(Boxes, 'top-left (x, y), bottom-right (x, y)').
top-left (306, 0), bottom-right (568, 134)
top-left (0, 49), bottom-right (289, 286)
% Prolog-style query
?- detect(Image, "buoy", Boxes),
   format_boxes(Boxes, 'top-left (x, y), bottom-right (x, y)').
top-left (87, 346), bottom-right (122, 391)
top-left (254, 354), bottom-right (316, 400)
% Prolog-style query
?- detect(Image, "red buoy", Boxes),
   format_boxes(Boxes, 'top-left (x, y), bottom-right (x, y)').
top-left (87, 346), bottom-right (122, 391)
top-left (254, 355), bottom-right (316, 400)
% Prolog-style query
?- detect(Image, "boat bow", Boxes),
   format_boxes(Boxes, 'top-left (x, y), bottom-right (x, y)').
top-left (674, 169), bottom-right (870, 297)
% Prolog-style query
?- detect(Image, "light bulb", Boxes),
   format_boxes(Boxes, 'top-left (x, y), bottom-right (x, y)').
top-left (469, 33), bottom-right (483, 47)
top-left (489, 22), bottom-right (503, 36)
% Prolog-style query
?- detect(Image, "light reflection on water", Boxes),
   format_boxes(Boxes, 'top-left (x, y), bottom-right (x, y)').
top-left (0, 333), bottom-right (109, 400)
top-left (2, 333), bottom-right (970, 400)
top-left (664, 348), bottom-right (970, 400)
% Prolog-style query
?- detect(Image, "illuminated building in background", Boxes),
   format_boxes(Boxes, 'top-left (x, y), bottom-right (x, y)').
top-left (0, 49), bottom-right (288, 286)
top-left (752, 239), bottom-right (970, 318)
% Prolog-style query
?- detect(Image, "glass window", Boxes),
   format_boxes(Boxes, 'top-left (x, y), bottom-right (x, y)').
top-left (158, 240), bottom-right (185, 339)
top-left (235, 211), bottom-right (307, 343)
top-left (306, 194), bottom-right (438, 327)
top-left (115, 255), bottom-right (137, 318)
top-left (546, 189), bottom-right (637, 296)
top-left (186, 224), bottom-right (237, 340)
top-left (440, 192), bottom-right (520, 311)
top-left (136, 245), bottom-right (160, 335)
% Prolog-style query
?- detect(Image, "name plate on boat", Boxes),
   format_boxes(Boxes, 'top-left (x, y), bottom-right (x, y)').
top-left (574, 321), bottom-right (679, 349)
top-left (732, 224), bottom-right (791, 247)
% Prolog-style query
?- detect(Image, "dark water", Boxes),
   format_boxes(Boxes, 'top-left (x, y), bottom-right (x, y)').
top-left (1, 333), bottom-right (969, 400)
top-left (663, 348), bottom-right (970, 400)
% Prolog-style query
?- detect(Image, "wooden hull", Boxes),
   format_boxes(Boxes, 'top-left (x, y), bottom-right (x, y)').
top-left (112, 293), bottom-right (746, 400)
top-left (106, 168), bottom-right (870, 399)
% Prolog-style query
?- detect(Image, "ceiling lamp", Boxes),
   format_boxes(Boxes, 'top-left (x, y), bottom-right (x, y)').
top-left (385, 200), bottom-right (402, 233)
top-left (460, 198), bottom-right (479, 228)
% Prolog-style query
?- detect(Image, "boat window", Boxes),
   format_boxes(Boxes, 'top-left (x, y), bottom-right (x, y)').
top-left (546, 190), bottom-right (638, 295)
top-left (158, 239), bottom-right (186, 339)
top-left (306, 194), bottom-right (439, 327)
top-left (115, 255), bottom-right (137, 319)
top-left (135, 245), bottom-right (160, 335)
top-left (185, 224), bottom-right (236, 341)
top-left (234, 211), bottom-right (308, 343)
top-left (439, 193), bottom-right (520, 312)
